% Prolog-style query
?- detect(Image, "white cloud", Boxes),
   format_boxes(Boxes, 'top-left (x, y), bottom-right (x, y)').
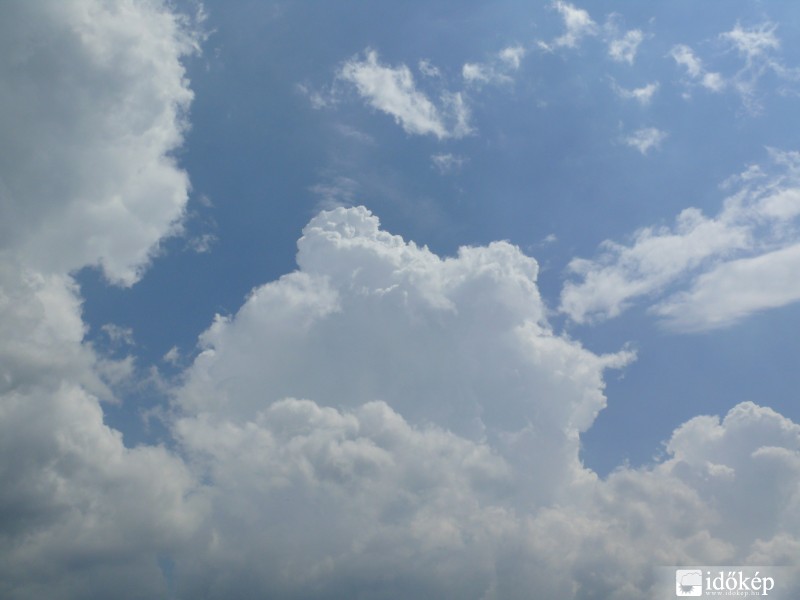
top-left (701, 71), bottom-right (726, 92)
top-left (163, 345), bottom-right (181, 365)
top-left (608, 29), bottom-right (644, 64)
top-left (561, 149), bottom-right (800, 327)
top-left (722, 22), bottom-right (780, 61)
top-left (0, 4), bottom-right (206, 595)
top-left (165, 206), bottom-right (800, 597)
top-left (418, 58), bottom-right (441, 78)
top-left (177, 206), bottom-right (633, 465)
top-left (101, 323), bottom-right (135, 347)
top-left (720, 22), bottom-right (797, 114)
top-left (612, 81), bottom-right (659, 105)
top-left (297, 82), bottom-right (336, 109)
top-left (431, 153), bottom-right (467, 174)
top-left (0, 0), bottom-right (198, 285)
top-left (670, 44), bottom-right (726, 92)
top-left (544, 1), bottom-right (598, 50)
top-left (499, 45), bottom-right (526, 70)
top-left (671, 44), bottom-right (704, 78)
top-left (462, 45), bottom-right (525, 87)
top-left (653, 243), bottom-right (800, 331)
top-left (186, 232), bottom-right (217, 254)
top-left (623, 127), bottom-right (668, 155)
top-left (4, 4), bottom-right (800, 598)
top-left (462, 62), bottom-right (495, 85)
top-left (6, 185), bottom-right (800, 597)
top-left (672, 23), bottom-right (799, 112)
top-left (339, 50), bottom-right (471, 139)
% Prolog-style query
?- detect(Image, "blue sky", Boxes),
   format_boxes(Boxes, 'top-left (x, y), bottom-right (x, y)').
top-left (4, 1), bottom-right (800, 598)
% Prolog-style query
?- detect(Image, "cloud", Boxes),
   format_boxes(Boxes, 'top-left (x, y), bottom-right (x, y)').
top-left (499, 45), bottom-right (526, 70)
top-left (3, 4), bottom-right (800, 598)
top-left (6, 185), bottom-right (800, 597)
top-left (720, 22), bottom-right (798, 114)
top-left (670, 44), bottom-right (726, 92)
top-left (623, 127), bottom-right (668, 154)
top-left (100, 323), bottom-right (135, 347)
top-left (540, 1), bottom-right (598, 51)
top-left (177, 206), bottom-right (634, 467)
top-left (0, 0), bottom-right (198, 286)
top-left (613, 81), bottom-right (659, 105)
top-left (417, 59), bottom-right (441, 78)
top-left (0, 3), bottom-right (205, 596)
top-left (608, 29), bottom-right (644, 64)
top-left (431, 153), bottom-right (467, 174)
top-left (169, 206), bottom-right (800, 597)
top-left (722, 22), bottom-right (780, 61)
top-left (339, 50), bottom-right (471, 139)
top-left (671, 23), bottom-right (799, 113)
top-left (309, 176), bottom-right (360, 209)
top-left (653, 243), bottom-right (800, 331)
top-left (561, 149), bottom-right (800, 327)
top-left (462, 45), bottom-right (526, 87)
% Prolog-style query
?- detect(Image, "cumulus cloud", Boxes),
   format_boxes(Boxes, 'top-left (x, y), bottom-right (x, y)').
top-left (0, 0), bottom-right (198, 285)
top-left (6, 197), bottom-right (800, 598)
top-left (339, 50), bottom-right (471, 139)
top-left (561, 149), bottom-right (800, 328)
top-left (623, 127), bottom-right (667, 155)
top-left (176, 206), bottom-right (634, 486)
top-left (170, 206), bottom-right (800, 598)
top-left (0, 2), bottom-right (204, 597)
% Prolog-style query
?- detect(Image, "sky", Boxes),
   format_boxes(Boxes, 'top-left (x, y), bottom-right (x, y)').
top-left (2, 1), bottom-right (800, 598)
